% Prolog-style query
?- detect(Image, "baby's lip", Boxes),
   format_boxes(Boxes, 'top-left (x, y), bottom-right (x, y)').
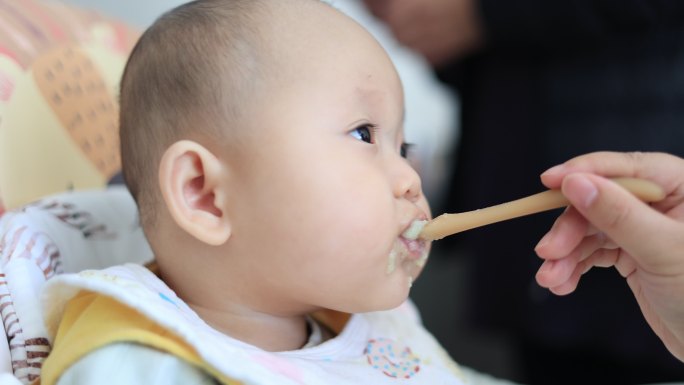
top-left (396, 216), bottom-right (430, 261)
top-left (399, 237), bottom-right (427, 260)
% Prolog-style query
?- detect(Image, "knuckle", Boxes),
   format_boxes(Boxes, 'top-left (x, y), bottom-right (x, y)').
top-left (625, 151), bottom-right (646, 174)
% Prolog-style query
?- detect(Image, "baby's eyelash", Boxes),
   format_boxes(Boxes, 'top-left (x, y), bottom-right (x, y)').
top-left (362, 123), bottom-right (380, 137)
top-left (365, 123), bottom-right (379, 140)
top-left (350, 123), bottom-right (378, 144)
top-left (350, 124), bottom-right (414, 159)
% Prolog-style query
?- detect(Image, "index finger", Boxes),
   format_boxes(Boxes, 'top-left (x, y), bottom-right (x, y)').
top-left (540, 151), bottom-right (684, 192)
top-left (561, 173), bottom-right (680, 268)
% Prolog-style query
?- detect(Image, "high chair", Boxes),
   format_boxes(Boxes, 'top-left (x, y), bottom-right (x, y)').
top-left (0, 1), bottom-right (140, 383)
top-left (0, 187), bottom-right (153, 384)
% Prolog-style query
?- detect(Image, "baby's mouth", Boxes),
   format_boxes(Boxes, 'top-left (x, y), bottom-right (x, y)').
top-left (386, 235), bottom-right (429, 275)
top-left (401, 236), bottom-right (427, 261)
top-left (401, 219), bottom-right (427, 240)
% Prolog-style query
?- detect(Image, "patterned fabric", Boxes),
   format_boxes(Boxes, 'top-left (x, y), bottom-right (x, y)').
top-left (0, 2), bottom-right (140, 376)
top-left (42, 264), bottom-right (467, 385)
top-left (0, 187), bottom-right (152, 384)
top-left (0, 0), bottom-right (139, 212)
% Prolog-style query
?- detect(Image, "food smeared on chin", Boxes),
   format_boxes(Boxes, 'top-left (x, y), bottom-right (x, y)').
top-left (386, 223), bottom-right (429, 276)
top-left (386, 248), bottom-right (399, 274)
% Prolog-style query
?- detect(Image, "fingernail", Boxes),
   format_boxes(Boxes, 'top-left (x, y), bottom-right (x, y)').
top-left (541, 165), bottom-right (564, 177)
top-left (565, 174), bottom-right (598, 208)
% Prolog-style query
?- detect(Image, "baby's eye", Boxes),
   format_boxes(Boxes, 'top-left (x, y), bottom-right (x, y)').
top-left (400, 142), bottom-right (414, 159)
top-left (349, 123), bottom-right (377, 144)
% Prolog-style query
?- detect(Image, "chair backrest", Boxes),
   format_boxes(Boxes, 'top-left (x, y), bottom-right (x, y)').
top-left (0, 187), bottom-right (153, 384)
top-left (0, 2), bottom-right (139, 381)
top-left (0, 0), bottom-right (138, 215)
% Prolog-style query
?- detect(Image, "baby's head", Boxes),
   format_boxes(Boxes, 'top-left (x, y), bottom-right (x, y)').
top-left (120, 0), bottom-right (431, 314)
top-left (120, 0), bottom-right (275, 227)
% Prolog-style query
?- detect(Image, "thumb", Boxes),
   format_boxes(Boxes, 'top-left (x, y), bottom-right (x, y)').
top-left (561, 173), bottom-right (674, 266)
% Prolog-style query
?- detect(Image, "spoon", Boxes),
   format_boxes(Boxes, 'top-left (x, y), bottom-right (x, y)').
top-left (414, 177), bottom-right (665, 241)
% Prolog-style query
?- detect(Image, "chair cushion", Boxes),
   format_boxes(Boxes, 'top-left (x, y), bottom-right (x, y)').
top-left (0, 186), bottom-right (152, 383)
top-left (0, 0), bottom-right (139, 214)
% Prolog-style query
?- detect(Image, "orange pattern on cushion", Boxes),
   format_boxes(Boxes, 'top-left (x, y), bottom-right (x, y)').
top-left (0, 0), bottom-right (139, 212)
top-left (33, 46), bottom-right (120, 180)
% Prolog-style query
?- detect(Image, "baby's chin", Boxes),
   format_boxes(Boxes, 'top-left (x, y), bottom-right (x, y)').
top-left (360, 239), bottom-right (425, 305)
top-left (354, 294), bottom-right (410, 313)
top-left (337, 276), bottom-right (414, 314)
top-left (379, 280), bottom-right (415, 311)
top-left (316, 238), bottom-right (430, 314)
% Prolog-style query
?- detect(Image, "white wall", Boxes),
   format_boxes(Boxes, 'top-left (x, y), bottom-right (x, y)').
top-left (57, 0), bottom-right (187, 28)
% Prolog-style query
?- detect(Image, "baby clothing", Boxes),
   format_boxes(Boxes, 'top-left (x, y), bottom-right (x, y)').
top-left (40, 263), bottom-right (469, 385)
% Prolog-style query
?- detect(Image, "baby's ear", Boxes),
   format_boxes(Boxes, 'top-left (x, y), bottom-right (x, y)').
top-left (158, 140), bottom-right (230, 245)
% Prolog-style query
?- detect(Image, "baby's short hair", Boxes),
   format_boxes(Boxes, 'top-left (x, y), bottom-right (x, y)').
top-left (120, 0), bottom-right (272, 226)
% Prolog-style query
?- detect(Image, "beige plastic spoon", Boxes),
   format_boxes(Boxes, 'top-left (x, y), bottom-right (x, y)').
top-left (417, 177), bottom-right (665, 241)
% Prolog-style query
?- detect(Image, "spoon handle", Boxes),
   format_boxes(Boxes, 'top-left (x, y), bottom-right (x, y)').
top-left (420, 177), bottom-right (665, 241)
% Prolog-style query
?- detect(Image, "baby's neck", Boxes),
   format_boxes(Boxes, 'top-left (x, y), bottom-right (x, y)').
top-left (154, 254), bottom-right (335, 351)
top-left (194, 304), bottom-right (320, 352)
top-left (191, 303), bottom-right (312, 351)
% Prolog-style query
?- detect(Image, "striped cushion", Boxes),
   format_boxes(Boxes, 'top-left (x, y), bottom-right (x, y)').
top-left (0, 187), bottom-right (152, 383)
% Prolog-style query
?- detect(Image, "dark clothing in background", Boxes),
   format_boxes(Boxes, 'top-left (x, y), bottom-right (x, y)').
top-left (436, 1), bottom-right (684, 384)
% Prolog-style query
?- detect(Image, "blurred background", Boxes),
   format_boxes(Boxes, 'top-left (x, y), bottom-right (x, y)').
top-left (58, 0), bottom-right (187, 27)
top-left (17, 0), bottom-right (684, 384)
top-left (360, 1), bottom-right (684, 384)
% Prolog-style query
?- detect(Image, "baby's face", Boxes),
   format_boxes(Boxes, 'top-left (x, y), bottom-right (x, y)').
top-left (223, 5), bottom-right (430, 314)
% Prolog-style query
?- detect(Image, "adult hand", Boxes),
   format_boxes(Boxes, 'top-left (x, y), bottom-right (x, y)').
top-left (534, 151), bottom-right (684, 361)
top-left (363, 0), bottom-right (484, 66)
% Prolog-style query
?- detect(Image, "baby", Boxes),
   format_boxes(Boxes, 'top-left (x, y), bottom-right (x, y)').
top-left (39, 1), bottom-right (486, 384)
